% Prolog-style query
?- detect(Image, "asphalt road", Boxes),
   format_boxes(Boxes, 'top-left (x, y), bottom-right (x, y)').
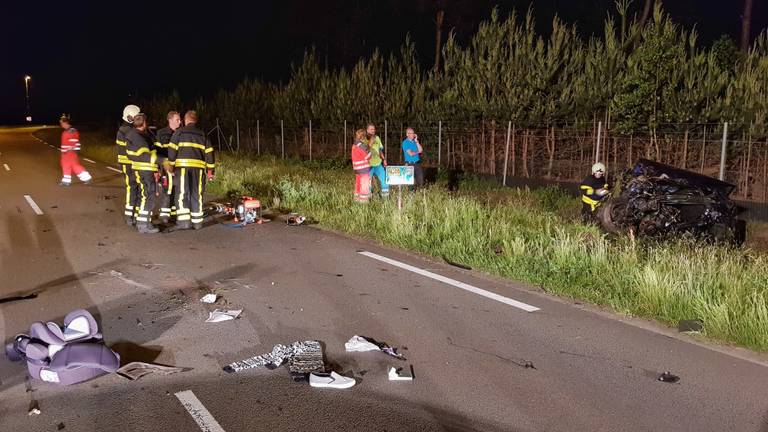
top-left (1, 126), bottom-right (767, 432)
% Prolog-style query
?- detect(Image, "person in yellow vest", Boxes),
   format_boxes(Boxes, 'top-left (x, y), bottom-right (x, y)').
top-left (580, 162), bottom-right (610, 223)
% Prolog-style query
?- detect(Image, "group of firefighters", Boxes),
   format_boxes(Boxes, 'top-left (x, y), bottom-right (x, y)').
top-left (57, 105), bottom-right (215, 234)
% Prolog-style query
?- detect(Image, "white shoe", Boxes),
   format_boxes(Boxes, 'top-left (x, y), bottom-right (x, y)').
top-left (309, 371), bottom-right (356, 389)
top-left (388, 366), bottom-right (413, 381)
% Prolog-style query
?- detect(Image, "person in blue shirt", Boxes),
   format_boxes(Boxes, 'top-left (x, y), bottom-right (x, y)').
top-left (401, 128), bottom-right (424, 188)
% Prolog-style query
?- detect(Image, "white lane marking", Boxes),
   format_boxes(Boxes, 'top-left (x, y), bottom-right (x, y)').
top-left (23, 195), bottom-right (44, 215)
top-left (106, 166), bottom-right (122, 174)
top-left (359, 251), bottom-right (541, 312)
top-left (83, 158), bottom-right (95, 163)
top-left (3, 164), bottom-right (9, 171)
top-left (175, 390), bottom-right (226, 432)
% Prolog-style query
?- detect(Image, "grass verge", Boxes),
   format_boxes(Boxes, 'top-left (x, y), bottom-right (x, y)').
top-left (208, 154), bottom-right (768, 352)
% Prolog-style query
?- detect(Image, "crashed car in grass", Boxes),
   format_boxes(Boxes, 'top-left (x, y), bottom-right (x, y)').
top-left (596, 159), bottom-right (745, 245)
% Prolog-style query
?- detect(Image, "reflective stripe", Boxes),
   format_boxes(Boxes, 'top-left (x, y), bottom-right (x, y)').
top-left (197, 170), bottom-right (203, 220)
top-left (178, 168), bottom-right (186, 213)
top-left (580, 185), bottom-right (594, 195)
top-left (582, 195), bottom-right (601, 211)
top-left (173, 159), bottom-right (207, 169)
top-left (116, 140), bottom-right (127, 146)
top-left (123, 165), bottom-right (133, 216)
top-left (131, 162), bottom-right (158, 171)
top-left (118, 155), bottom-right (131, 164)
top-left (206, 163), bottom-right (215, 169)
top-left (136, 171), bottom-right (147, 217)
top-left (204, 147), bottom-right (214, 153)
top-left (177, 142), bottom-right (206, 151)
top-left (127, 147), bottom-right (152, 156)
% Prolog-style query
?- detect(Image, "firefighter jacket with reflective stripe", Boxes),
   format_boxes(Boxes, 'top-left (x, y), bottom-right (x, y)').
top-left (125, 128), bottom-right (158, 172)
top-left (580, 174), bottom-right (609, 211)
top-left (351, 141), bottom-right (372, 174)
top-left (116, 123), bottom-right (132, 165)
top-left (154, 126), bottom-right (175, 160)
top-left (168, 125), bottom-right (215, 171)
top-left (60, 128), bottom-right (81, 153)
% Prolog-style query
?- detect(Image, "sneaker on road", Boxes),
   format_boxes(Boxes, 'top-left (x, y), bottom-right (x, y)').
top-left (309, 371), bottom-right (356, 389)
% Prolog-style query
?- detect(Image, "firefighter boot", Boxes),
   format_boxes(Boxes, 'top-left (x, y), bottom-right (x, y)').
top-left (137, 223), bottom-right (159, 234)
top-left (192, 222), bottom-right (203, 230)
top-left (173, 220), bottom-right (192, 231)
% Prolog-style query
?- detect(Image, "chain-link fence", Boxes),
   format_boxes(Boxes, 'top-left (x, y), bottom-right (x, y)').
top-left (209, 118), bottom-right (768, 206)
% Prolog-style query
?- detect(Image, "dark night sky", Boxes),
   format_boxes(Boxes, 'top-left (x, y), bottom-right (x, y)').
top-left (2, 0), bottom-right (765, 124)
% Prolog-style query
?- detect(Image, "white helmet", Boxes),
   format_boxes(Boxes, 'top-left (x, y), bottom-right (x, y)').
top-left (591, 162), bottom-right (606, 175)
top-left (122, 105), bottom-right (141, 123)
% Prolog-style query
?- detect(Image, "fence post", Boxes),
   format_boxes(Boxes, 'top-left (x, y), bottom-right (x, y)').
top-left (309, 120), bottom-right (313, 161)
top-left (438, 120), bottom-right (442, 167)
top-left (503, 121), bottom-right (512, 186)
top-left (384, 120), bottom-right (388, 162)
top-left (595, 121), bottom-right (602, 164)
top-left (236, 120), bottom-right (240, 153)
top-left (719, 121), bottom-right (728, 181)
top-left (281, 120), bottom-right (285, 159)
top-left (256, 120), bottom-right (260, 155)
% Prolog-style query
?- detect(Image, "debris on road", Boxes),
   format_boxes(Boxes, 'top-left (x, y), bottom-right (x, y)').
top-left (345, 335), bottom-right (406, 360)
top-left (6, 309), bottom-right (120, 385)
top-left (287, 213), bottom-right (306, 226)
top-left (116, 362), bottom-right (190, 381)
top-left (309, 371), bottom-right (356, 389)
top-left (205, 309), bottom-right (242, 323)
top-left (597, 159), bottom-right (745, 244)
top-left (0, 293), bottom-right (38, 305)
top-left (223, 340), bottom-right (324, 373)
top-left (200, 294), bottom-right (218, 304)
top-left (388, 366), bottom-right (414, 381)
top-left (658, 371), bottom-right (680, 383)
top-left (28, 401), bottom-right (41, 416)
top-left (678, 319), bottom-right (703, 333)
top-left (207, 196), bottom-right (266, 227)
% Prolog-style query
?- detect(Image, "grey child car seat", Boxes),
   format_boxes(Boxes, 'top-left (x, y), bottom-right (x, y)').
top-left (5, 309), bottom-right (120, 385)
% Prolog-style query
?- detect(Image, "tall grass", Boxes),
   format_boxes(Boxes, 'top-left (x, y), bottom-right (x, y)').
top-left (210, 155), bottom-right (768, 352)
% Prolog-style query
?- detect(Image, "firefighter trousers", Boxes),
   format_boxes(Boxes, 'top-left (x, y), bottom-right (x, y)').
top-left (158, 172), bottom-right (176, 220)
top-left (175, 167), bottom-right (206, 225)
top-left (134, 171), bottom-right (157, 225)
top-left (122, 164), bottom-right (141, 219)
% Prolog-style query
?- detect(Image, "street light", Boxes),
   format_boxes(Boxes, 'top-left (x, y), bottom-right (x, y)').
top-left (24, 75), bottom-right (31, 122)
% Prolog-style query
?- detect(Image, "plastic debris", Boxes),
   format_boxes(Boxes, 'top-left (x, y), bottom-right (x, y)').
top-left (28, 401), bottom-right (41, 416)
top-left (678, 319), bottom-right (703, 333)
top-left (205, 309), bottom-right (242, 323)
top-left (200, 294), bottom-right (217, 304)
top-left (116, 362), bottom-right (190, 381)
top-left (287, 214), bottom-right (306, 226)
top-left (345, 336), bottom-right (381, 352)
top-left (223, 340), bottom-right (324, 374)
top-left (344, 335), bottom-right (406, 360)
top-left (658, 371), bottom-right (680, 383)
top-left (388, 366), bottom-right (414, 381)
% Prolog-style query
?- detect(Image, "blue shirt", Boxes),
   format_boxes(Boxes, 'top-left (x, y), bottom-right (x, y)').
top-left (402, 139), bottom-right (420, 163)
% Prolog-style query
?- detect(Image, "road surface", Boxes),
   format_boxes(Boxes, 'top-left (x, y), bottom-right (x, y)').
top-left (0, 126), bottom-right (767, 432)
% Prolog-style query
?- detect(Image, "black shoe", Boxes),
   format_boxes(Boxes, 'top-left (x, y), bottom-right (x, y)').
top-left (172, 221), bottom-right (192, 231)
top-left (192, 222), bottom-right (203, 230)
top-left (125, 217), bottom-right (135, 226)
top-left (159, 216), bottom-right (170, 225)
top-left (137, 223), bottom-right (159, 234)
top-left (58, 182), bottom-right (71, 187)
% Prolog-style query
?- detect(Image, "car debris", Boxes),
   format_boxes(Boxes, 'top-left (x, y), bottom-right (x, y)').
top-left (658, 371), bottom-right (680, 383)
top-left (596, 159), bottom-right (745, 244)
top-left (205, 309), bottom-right (242, 323)
top-left (345, 335), bottom-right (406, 360)
top-left (200, 294), bottom-right (218, 304)
top-left (116, 362), bottom-right (191, 381)
top-left (388, 365), bottom-right (414, 381)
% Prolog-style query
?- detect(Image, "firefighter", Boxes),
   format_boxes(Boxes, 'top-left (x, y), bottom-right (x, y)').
top-left (154, 111), bottom-right (181, 224)
top-left (580, 162), bottom-right (610, 223)
top-left (125, 113), bottom-right (160, 234)
top-left (58, 114), bottom-right (92, 186)
top-left (168, 111), bottom-right (215, 230)
top-left (117, 105), bottom-right (142, 225)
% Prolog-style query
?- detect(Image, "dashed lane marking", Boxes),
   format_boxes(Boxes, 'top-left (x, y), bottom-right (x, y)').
top-left (175, 390), bottom-right (226, 432)
top-left (359, 251), bottom-right (541, 312)
top-left (23, 195), bottom-right (44, 215)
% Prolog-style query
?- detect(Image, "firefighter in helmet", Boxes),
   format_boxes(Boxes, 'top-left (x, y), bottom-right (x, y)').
top-left (580, 162), bottom-right (609, 223)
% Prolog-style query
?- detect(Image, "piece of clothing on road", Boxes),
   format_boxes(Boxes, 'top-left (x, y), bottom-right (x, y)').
top-left (223, 340), bottom-right (324, 373)
top-left (59, 127), bottom-right (91, 184)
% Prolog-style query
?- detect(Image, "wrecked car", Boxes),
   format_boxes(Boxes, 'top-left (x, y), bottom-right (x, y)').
top-left (596, 159), bottom-right (745, 245)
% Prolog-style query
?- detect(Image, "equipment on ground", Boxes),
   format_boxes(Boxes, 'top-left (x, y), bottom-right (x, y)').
top-left (206, 196), bottom-right (264, 226)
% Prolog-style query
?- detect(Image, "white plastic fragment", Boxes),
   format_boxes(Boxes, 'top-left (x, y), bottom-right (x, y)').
top-left (205, 309), bottom-right (242, 323)
top-left (200, 294), bottom-right (217, 304)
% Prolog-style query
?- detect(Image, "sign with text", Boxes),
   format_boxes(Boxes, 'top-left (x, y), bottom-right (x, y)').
top-left (386, 165), bottom-right (414, 185)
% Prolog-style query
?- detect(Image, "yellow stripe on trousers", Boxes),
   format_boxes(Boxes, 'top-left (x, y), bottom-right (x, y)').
top-left (198, 170), bottom-right (203, 217)
top-left (135, 171), bottom-right (147, 217)
top-left (177, 168), bottom-right (186, 213)
top-left (123, 165), bottom-right (131, 212)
